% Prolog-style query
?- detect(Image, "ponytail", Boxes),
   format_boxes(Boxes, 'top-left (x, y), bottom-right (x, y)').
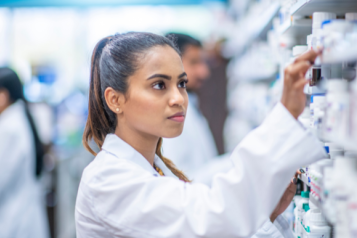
top-left (23, 102), bottom-right (45, 177)
top-left (83, 36), bottom-right (113, 155)
top-left (156, 138), bottom-right (190, 182)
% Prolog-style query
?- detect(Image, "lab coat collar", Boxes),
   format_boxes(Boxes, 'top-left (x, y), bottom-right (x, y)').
top-left (101, 134), bottom-right (178, 179)
top-left (0, 99), bottom-right (24, 121)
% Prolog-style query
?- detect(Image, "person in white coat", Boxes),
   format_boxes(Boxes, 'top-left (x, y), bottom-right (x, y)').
top-left (0, 68), bottom-right (49, 238)
top-left (162, 33), bottom-right (218, 180)
top-left (75, 32), bottom-right (325, 238)
top-left (162, 34), bottom-right (297, 238)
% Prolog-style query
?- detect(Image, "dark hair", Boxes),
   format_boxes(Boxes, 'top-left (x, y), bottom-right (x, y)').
top-left (165, 33), bottom-right (202, 54)
top-left (83, 32), bottom-right (190, 182)
top-left (0, 67), bottom-right (44, 178)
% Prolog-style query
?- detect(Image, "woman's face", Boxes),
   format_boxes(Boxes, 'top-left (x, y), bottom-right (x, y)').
top-left (119, 45), bottom-right (189, 138)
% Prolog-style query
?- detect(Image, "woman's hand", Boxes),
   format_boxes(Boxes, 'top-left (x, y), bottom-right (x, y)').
top-left (270, 170), bottom-right (301, 222)
top-left (281, 50), bottom-right (320, 119)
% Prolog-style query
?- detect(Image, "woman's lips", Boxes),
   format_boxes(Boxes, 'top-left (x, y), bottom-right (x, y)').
top-left (168, 112), bottom-right (185, 123)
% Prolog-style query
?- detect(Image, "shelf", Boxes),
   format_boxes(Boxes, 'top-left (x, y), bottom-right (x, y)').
top-left (323, 136), bottom-right (357, 152)
top-left (278, 18), bottom-right (312, 37)
top-left (290, 0), bottom-right (357, 16)
top-left (223, 2), bottom-right (280, 57)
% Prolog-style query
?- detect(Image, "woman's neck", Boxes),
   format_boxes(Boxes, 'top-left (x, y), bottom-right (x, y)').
top-left (114, 124), bottom-right (159, 166)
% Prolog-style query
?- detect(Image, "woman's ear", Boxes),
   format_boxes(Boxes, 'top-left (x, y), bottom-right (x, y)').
top-left (104, 87), bottom-right (124, 114)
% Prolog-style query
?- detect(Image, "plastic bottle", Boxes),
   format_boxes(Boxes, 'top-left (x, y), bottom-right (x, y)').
top-left (302, 203), bottom-right (310, 237)
top-left (295, 191), bottom-right (310, 238)
top-left (325, 79), bottom-right (350, 141)
top-left (344, 152), bottom-right (357, 237)
top-left (303, 199), bottom-right (324, 238)
top-left (345, 12), bottom-right (357, 21)
top-left (308, 210), bottom-right (331, 238)
top-left (293, 45), bottom-right (308, 58)
top-left (311, 95), bottom-right (326, 137)
top-left (310, 12), bottom-right (336, 87)
top-left (350, 78), bottom-right (357, 142)
top-left (322, 166), bottom-right (335, 223)
top-left (331, 156), bottom-right (357, 238)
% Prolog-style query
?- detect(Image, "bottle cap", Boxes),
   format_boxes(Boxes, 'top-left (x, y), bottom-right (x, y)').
top-left (312, 12), bottom-right (336, 33)
top-left (301, 191), bottom-right (310, 198)
top-left (293, 45), bottom-right (308, 57)
top-left (310, 210), bottom-right (328, 226)
top-left (346, 12), bottom-right (357, 21)
top-left (324, 146), bottom-right (330, 154)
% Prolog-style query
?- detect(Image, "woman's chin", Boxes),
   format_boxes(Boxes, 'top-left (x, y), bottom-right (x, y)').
top-left (161, 128), bottom-right (184, 139)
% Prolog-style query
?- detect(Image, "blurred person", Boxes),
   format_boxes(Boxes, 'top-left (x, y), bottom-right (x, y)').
top-left (162, 33), bottom-right (218, 180)
top-left (0, 67), bottom-right (49, 238)
top-left (75, 32), bottom-right (325, 238)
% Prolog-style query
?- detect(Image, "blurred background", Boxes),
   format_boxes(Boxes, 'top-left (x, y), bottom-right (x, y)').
top-left (4, 0), bottom-right (355, 237)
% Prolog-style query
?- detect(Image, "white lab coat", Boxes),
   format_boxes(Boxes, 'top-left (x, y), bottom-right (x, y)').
top-left (75, 102), bottom-right (325, 238)
top-left (162, 93), bottom-right (218, 179)
top-left (0, 100), bottom-right (49, 238)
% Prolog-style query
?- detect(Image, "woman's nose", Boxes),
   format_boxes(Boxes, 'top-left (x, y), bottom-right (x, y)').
top-left (168, 87), bottom-right (185, 107)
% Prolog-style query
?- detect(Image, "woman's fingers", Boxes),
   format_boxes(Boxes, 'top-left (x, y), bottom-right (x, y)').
top-left (286, 61), bottom-right (311, 80)
top-left (295, 49), bottom-right (320, 64)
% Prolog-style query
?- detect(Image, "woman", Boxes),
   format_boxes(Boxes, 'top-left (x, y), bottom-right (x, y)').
top-left (0, 67), bottom-right (49, 238)
top-left (75, 32), bottom-right (325, 237)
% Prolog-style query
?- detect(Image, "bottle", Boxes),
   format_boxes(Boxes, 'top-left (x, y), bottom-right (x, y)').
top-left (344, 152), bottom-right (357, 237)
top-left (296, 191), bottom-right (310, 238)
top-left (345, 12), bottom-right (357, 21)
top-left (331, 156), bottom-right (357, 238)
top-left (325, 79), bottom-right (350, 141)
top-left (310, 12), bottom-right (336, 88)
top-left (302, 203), bottom-right (310, 238)
top-left (350, 78), bottom-right (357, 143)
top-left (311, 95), bottom-right (326, 137)
top-left (303, 199), bottom-right (320, 237)
top-left (308, 210), bottom-right (331, 238)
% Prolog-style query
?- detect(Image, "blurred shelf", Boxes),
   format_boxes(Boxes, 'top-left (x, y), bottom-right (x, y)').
top-left (278, 18), bottom-right (312, 37)
top-left (298, 173), bottom-right (310, 186)
top-left (223, 2), bottom-right (280, 57)
top-left (290, 0), bottom-right (357, 16)
top-left (321, 46), bottom-right (357, 64)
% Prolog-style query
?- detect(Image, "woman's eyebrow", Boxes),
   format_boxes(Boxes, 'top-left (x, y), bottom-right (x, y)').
top-left (147, 74), bottom-right (172, 80)
top-left (178, 72), bottom-right (187, 78)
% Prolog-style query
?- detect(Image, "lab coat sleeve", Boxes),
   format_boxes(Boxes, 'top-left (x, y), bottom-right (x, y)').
top-left (0, 128), bottom-right (22, 194)
top-left (250, 218), bottom-right (284, 238)
top-left (81, 102), bottom-right (326, 238)
top-left (250, 215), bottom-right (294, 238)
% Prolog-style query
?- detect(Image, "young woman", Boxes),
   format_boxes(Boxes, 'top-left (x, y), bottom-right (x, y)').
top-left (75, 32), bottom-right (325, 238)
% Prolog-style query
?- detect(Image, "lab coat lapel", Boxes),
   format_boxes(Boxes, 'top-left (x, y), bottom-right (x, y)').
top-left (101, 134), bottom-right (159, 176)
top-left (101, 134), bottom-right (178, 179)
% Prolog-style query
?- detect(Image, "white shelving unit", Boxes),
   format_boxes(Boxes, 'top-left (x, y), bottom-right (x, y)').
top-left (290, 0), bottom-right (357, 16)
top-left (278, 18), bottom-right (312, 37)
top-left (224, 2), bottom-right (280, 57)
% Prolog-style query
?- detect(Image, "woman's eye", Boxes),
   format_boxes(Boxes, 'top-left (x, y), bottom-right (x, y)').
top-left (178, 79), bottom-right (188, 88)
top-left (152, 81), bottom-right (166, 90)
